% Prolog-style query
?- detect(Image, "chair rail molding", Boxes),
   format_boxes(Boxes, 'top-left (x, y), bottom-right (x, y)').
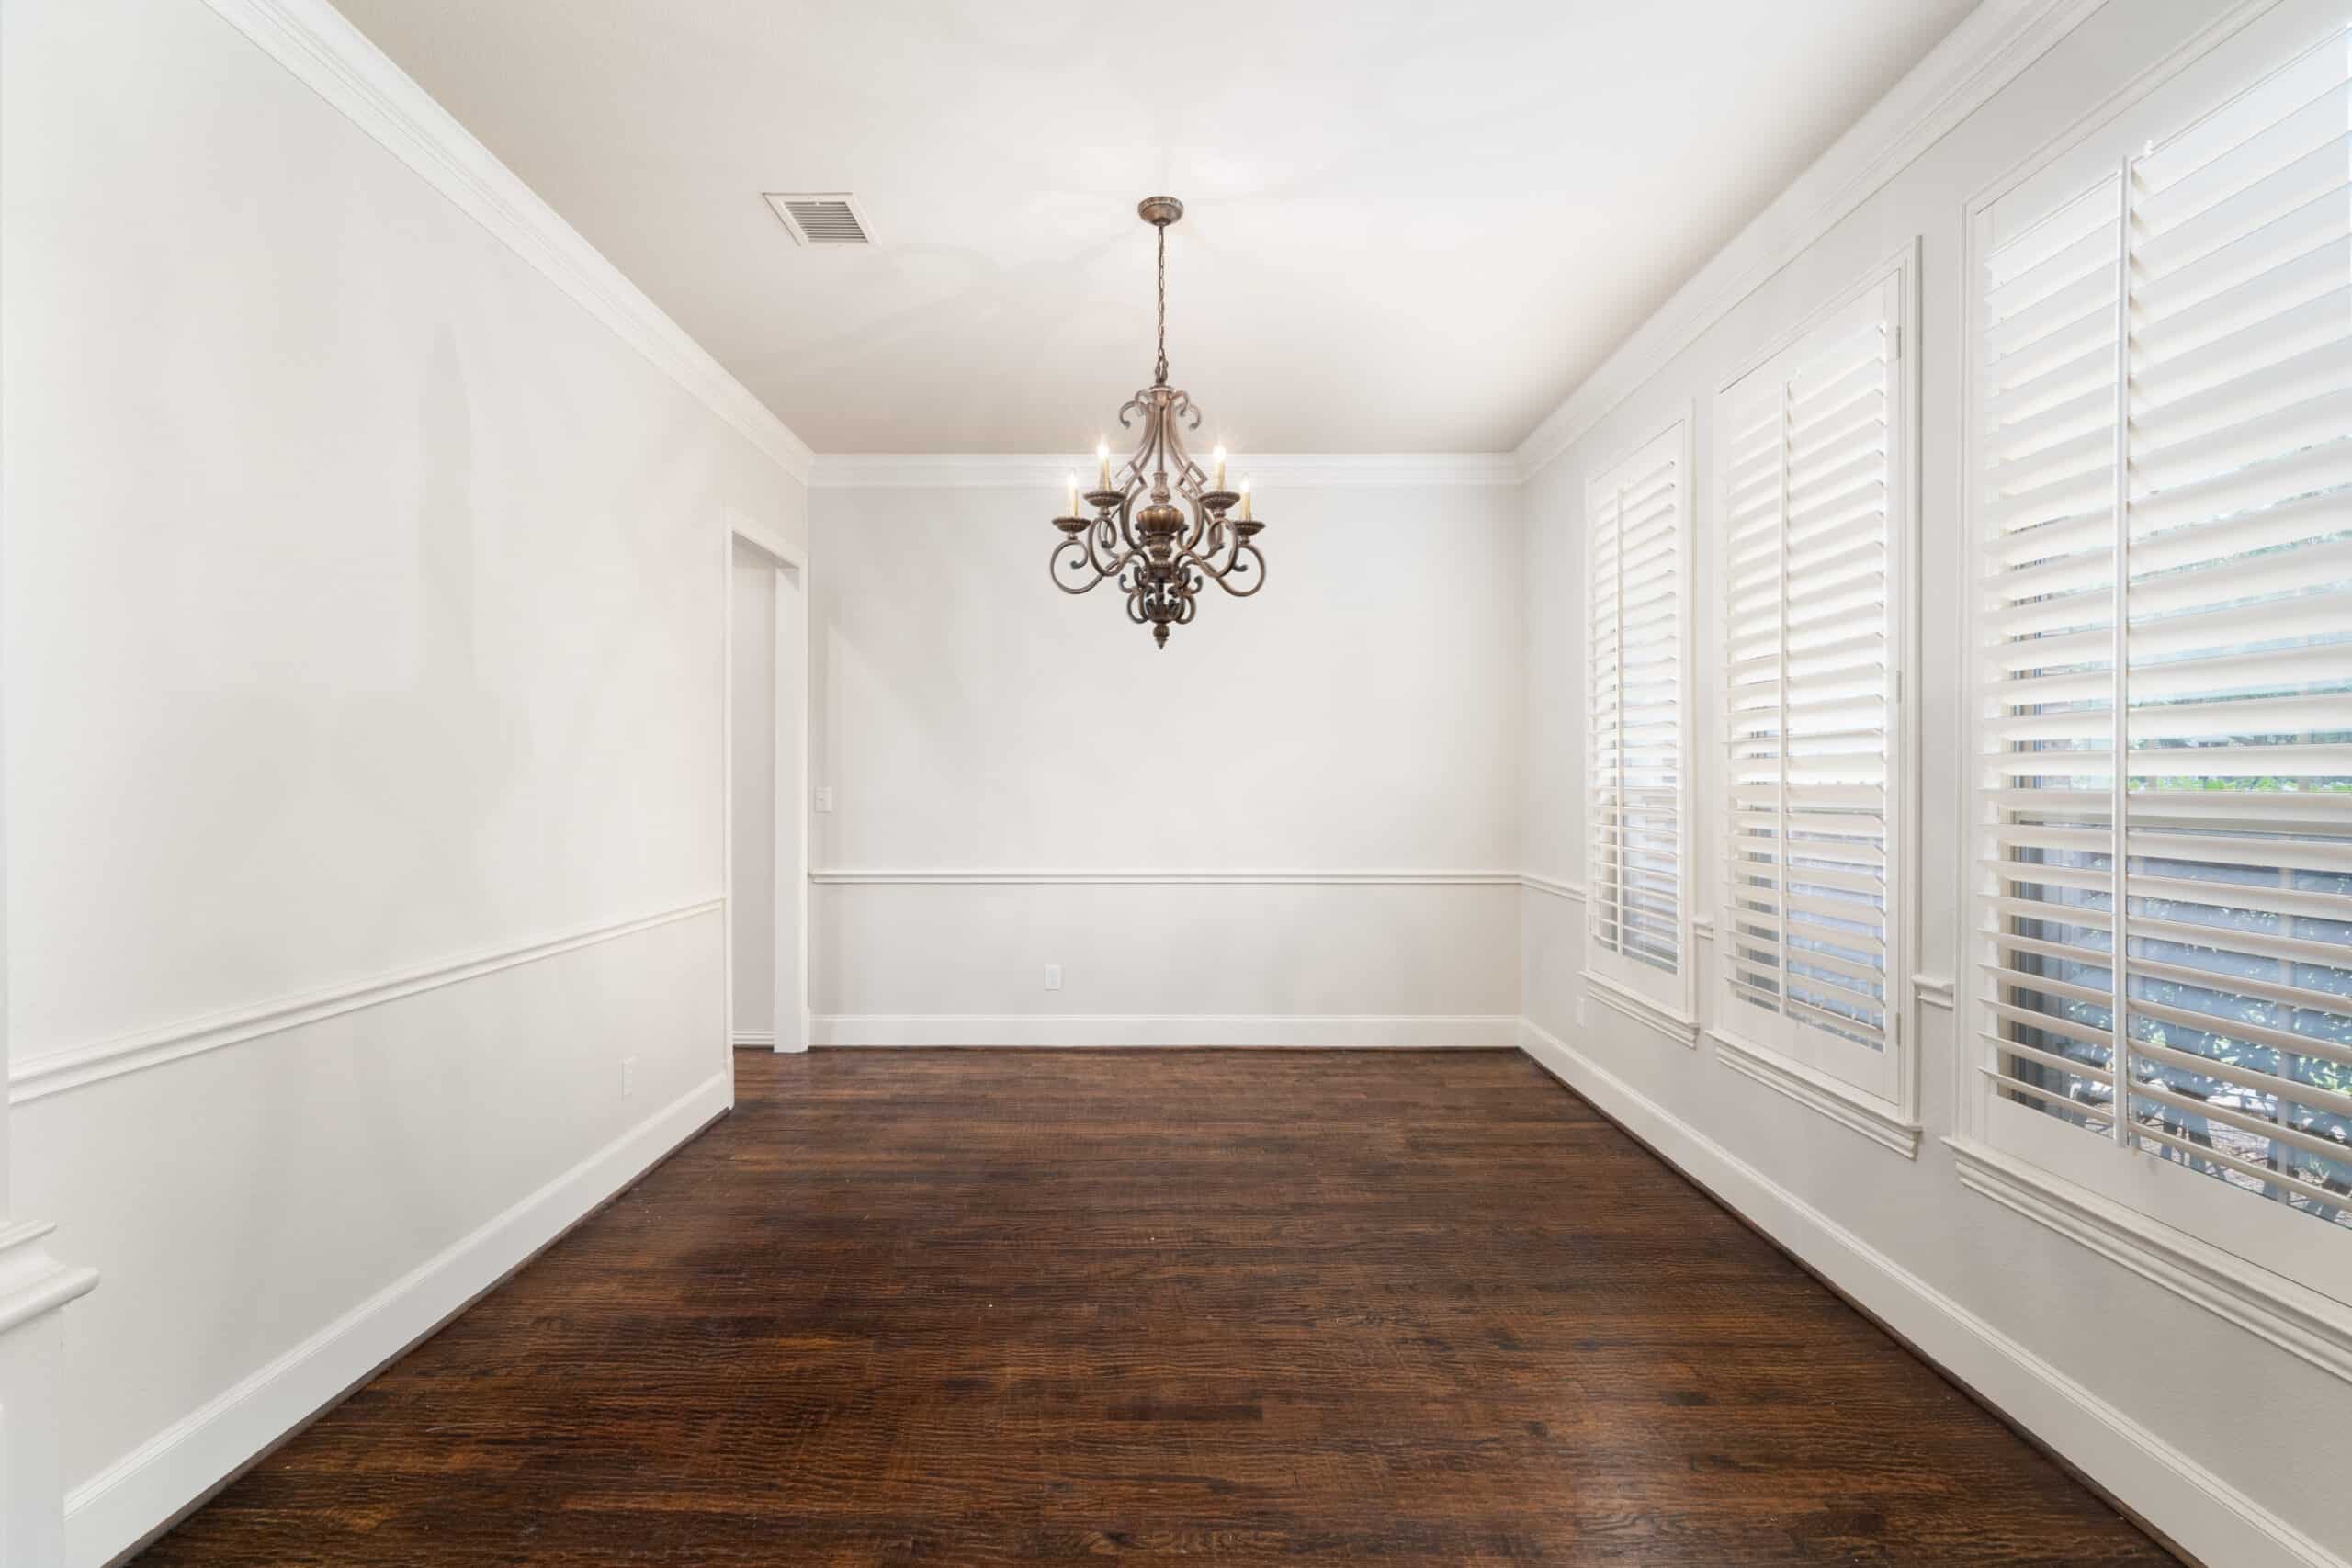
top-left (811, 867), bottom-right (1524, 886)
top-left (1511, 0), bottom-right (2106, 478)
top-left (10, 897), bottom-right (725, 1104)
top-left (196, 0), bottom-right (812, 480)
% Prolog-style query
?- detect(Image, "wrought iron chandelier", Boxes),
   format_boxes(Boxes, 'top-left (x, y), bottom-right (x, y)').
top-left (1049, 196), bottom-right (1264, 648)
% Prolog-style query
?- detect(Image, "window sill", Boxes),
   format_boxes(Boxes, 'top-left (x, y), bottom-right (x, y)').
top-left (1710, 1029), bottom-right (1920, 1159)
top-left (1948, 1136), bottom-right (2352, 1386)
top-left (1582, 972), bottom-right (1698, 1049)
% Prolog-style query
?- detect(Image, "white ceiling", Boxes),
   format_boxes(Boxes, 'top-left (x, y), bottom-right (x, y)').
top-left (334, 0), bottom-right (1979, 454)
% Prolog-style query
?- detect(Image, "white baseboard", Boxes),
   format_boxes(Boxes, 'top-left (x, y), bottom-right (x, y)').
top-left (1514, 1020), bottom-right (2344, 1568)
top-left (730, 1030), bottom-right (775, 1047)
top-left (810, 1013), bottom-right (1520, 1048)
top-left (65, 1071), bottom-right (731, 1568)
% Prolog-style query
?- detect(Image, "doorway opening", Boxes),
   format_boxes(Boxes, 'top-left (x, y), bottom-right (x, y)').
top-left (726, 528), bottom-right (808, 1067)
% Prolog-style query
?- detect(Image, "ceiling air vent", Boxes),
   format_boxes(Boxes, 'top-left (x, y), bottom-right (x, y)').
top-left (763, 193), bottom-right (875, 246)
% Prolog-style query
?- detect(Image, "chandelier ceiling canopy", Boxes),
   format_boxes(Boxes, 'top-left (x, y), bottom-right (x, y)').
top-left (1049, 197), bottom-right (1263, 648)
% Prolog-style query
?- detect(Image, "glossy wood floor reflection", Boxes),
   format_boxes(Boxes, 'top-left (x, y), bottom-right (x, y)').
top-left (143, 1050), bottom-right (2171, 1566)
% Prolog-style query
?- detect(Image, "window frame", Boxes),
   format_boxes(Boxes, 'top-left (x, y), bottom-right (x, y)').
top-left (1584, 412), bottom-right (1699, 1043)
top-left (1956, 0), bottom-right (2352, 1344)
top-left (1707, 245), bottom-right (1922, 1147)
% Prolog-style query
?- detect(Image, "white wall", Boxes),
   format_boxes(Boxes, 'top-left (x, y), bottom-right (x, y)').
top-left (1516, 1), bottom-right (2351, 1563)
top-left (1, 0), bottom-right (807, 1559)
top-left (808, 471), bottom-right (1522, 1041)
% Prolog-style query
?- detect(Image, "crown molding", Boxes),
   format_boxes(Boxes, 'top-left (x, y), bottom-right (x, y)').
top-left (198, 0), bottom-right (813, 482)
top-left (808, 453), bottom-right (1520, 490)
top-left (1510, 0), bottom-right (2107, 481)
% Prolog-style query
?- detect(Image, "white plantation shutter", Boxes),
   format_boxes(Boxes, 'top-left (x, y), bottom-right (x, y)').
top-left (1975, 25), bottom-right (2352, 1236)
top-left (1589, 425), bottom-right (1689, 1004)
top-left (1717, 277), bottom-right (1904, 1094)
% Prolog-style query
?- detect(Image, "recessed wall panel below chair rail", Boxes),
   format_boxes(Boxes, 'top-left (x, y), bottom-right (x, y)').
top-left (22, 908), bottom-right (730, 1568)
top-left (808, 876), bottom-right (1523, 1042)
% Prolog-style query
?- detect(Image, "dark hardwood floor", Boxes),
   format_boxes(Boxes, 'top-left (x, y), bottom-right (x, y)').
top-left (142, 1048), bottom-right (2172, 1566)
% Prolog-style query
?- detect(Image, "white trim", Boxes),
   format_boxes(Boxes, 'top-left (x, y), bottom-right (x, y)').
top-left (0, 1221), bottom-right (100, 1339)
top-left (1582, 971), bottom-right (1699, 1049)
top-left (196, 0), bottom-right (812, 480)
top-left (812, 869), bottom-right (1597, 898)
top-left (730, 1031), bottom-right (775, 1048)
top-left (809, 1014), bottom-right (1519, 1048)
top-left (1710, 1029), bottom-right (1924, 1159)
top-left (1913, 973), bottom-right (1956, 1010)
top-left (1516, 1021), bottom-right (2347, 1568)
top-left (63, 1070), bottom-right (730, 1568)
top-left (8, 897), bottom-right (724, 1105)
top-left (1950, 1137), bottom-right (2352, 1388)
top-left (722, 524), bottom-right (811, 1061)
top-left (1511, 0), bottom-right (2103, 478)
top-left (807, 453), bottom-right (1520, 491)
top-left (725, 505), bottom-right (806, 572)
top-left (810, 867), bottom-right (1523, 887)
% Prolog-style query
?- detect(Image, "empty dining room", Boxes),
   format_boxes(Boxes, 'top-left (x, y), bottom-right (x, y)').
top-left (1, 0), bottom-right (2346, 1563)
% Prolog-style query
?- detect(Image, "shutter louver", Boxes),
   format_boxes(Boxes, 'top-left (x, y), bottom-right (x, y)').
top-left (1589, 428), bottom-right (1687, 987)
top-left (1719, 280), bottom-right (1902, 1085)
top-left (1976, 26), bottom-right (2352, 1229)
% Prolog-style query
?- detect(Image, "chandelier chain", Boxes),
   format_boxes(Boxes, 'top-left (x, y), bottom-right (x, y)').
top-left (1154, 222), bottom-right (1169, 387)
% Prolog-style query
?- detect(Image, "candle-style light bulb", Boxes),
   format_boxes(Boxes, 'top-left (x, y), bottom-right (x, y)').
top-left (1096, 438), bottom-right (1111, 490)
top-left (1238, 480), bottom-right (1252, 521)
top-left (1212, 445), bottom-right (1227, 490)
top-left (1066, 473), bottom-right (1079, 516)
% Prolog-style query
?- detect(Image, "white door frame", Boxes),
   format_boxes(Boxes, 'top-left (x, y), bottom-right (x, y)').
top-left (722, 519), bottom-right (810, 1084)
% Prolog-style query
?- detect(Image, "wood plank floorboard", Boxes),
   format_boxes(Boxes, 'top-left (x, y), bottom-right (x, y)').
top-left (139, 1048), bottom-right (2173, 1566)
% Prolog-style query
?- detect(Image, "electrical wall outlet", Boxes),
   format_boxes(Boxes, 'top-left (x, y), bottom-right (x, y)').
top-left (814, 786), bottom-right (834, 813)
top-left (622, 1055), bottom-right (639, 1098)
top-left (1043, 964), bottom-right (1063, 992)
